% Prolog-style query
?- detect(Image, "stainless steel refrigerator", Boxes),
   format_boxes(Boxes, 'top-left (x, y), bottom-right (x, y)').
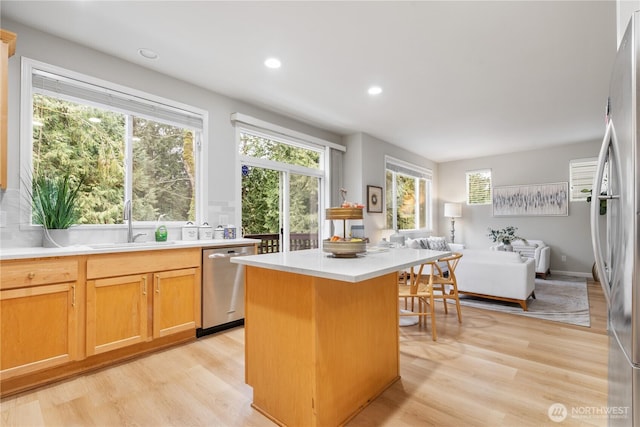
top-left (591, 11), bottom-right (639, 427)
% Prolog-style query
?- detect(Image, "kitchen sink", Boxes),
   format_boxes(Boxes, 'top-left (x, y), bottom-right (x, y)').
top-left (88, 241), bottom-right (177, 249)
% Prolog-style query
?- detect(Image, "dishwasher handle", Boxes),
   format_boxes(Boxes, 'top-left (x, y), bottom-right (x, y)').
top-left (208, 251), bottom-right (247, 259)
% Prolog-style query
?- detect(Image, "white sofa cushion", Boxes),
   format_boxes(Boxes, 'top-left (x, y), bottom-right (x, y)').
top-left (492, 239), bottom-right (551, 277)
top-left (406, 236), bottom-right (451, 251)
top-left (406, 237), bottom-right (429, 249)
top-left (455, 249), bottom-right (536, 304)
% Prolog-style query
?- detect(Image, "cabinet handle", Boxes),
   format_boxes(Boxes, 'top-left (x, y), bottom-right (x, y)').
top-left (142, 276), bottom-right (147, 295)
top-left (28, 272), bottom-right (35, 279)
top-left (155, 275), bottom-right (160, 293)
top-left (72, 284), bottom-right (76, 307)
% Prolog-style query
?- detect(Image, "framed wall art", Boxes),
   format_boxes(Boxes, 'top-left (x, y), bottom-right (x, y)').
top-left (493, 182), bottom-right (569, 217)
top-left (367, 185), bottom-right (383, 213)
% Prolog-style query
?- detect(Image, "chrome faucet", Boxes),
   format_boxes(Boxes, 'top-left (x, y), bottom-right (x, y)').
top-left (124, 200), bottom-right (147, 243)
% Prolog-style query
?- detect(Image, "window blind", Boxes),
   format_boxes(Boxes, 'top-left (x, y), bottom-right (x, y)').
top-left (569, 158), bottom-right (597, 201)
top-left (32, 69), bottom-right (204, 130)
top-left (385, 156), bottom-right (432, 180)
top-left (466, 169), bottom-right (492, 205)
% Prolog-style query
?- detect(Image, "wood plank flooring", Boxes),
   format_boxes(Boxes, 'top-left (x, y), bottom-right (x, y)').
top-left (1, 281), bottom-right (608, 426)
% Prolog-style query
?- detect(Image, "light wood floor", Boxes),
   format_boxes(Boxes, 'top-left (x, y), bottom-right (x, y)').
top-left (1, 281), bottom-right (608, 427)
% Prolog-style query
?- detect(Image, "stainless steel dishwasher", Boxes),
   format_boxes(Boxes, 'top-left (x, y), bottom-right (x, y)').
top-left (198, 245), bottom-right (255, 337)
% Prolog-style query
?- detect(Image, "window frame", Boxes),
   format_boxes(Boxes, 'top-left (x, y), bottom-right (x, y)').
top-left (20, 58), bottom-right (208, 230)
top-left (466, 169), bottom-right (493, 205)
top-left (233, 114), bottom-right (339, 249)
top-left (384, 156), bottom-right (433, 232)
top-left (569, 158), bottom-right (598, 201)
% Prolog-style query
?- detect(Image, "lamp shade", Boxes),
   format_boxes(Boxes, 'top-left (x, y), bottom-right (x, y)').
top-left (444, 203), bottom-right (462, 218)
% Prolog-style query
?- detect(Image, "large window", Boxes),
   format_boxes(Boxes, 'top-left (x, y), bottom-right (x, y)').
top-left (385, 157), bottom-right (432, 231)
top-left (466, 169), bottom-right (492, 205)
top-left (23, 59), bottom-right (206, 225)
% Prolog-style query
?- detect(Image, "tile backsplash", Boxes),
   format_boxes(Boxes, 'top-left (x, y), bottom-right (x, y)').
top-left (0, 195), bottom-right (237, 249)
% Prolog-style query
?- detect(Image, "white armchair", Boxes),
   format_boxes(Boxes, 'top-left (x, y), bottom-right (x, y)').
top-left (492, 239), bottom-right (551, 279)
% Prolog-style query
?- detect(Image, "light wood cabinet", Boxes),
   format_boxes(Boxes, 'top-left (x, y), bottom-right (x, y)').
top-left (0, 29), bottom-right (17, 190)
top-left (0, 257), bottom-right (79, 379)
top-left (86, 248), bottom-right (201, 352)
top-left (1, 248), bottom-right (201, 397)
top-left (86, 274), bottom-right (148, 355)
top-left (152, 268), bottom-right (198, 338)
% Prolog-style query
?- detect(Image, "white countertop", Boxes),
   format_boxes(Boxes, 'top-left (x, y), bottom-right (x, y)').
top-left (0, 238), bottom-right (260, 260)
top-left (230, 247), bottom-right (450, 283)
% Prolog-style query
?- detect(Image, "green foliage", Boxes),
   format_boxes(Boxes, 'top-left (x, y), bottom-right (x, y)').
top-left (33, 94), bottom-right (124, 224)
top-left (581, 188), bottom-right (607, 215)
top-left (132, 119), bottom-right (195, 221)
top-left (240, 133), bottom-right (320, 235)
top-left (467, 171), bottom-right (492, 205)
top-left (386, 170), bottom-right (427, 230)
top-left (32, 94), bottom-right (195, 225)
top-left (487, 226), bottom-right (526, 245)
top-left (27, 171), bottom-right (84, 229)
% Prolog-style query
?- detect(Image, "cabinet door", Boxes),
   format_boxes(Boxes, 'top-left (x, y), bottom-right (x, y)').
top-left (1, 283), bottom-right (78, 378)
top-left (152, 268), bottom-right (197, 338)
top-left (86, 274), bottom-right (148, 355)
top-left (0, 29), bottom-right (16, 190)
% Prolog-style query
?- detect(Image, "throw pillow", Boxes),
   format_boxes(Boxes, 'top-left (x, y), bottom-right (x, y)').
top-left (427, 236), bottom-right (450, 251)
top-left (514, 243), bottom-right (538, 259)
top-left (407, 238), bottom-right (430, 249)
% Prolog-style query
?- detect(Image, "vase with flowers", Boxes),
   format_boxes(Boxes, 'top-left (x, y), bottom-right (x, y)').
top-left (487, 226), bottom-right (527, 251)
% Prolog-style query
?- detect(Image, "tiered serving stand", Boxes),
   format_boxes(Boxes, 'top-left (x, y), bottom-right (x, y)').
top-left (322, 207), bottom-right (366, 258)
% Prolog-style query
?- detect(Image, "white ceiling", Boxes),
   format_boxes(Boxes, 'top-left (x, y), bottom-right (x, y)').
top-left (2, 1), bottom-right (617, 162)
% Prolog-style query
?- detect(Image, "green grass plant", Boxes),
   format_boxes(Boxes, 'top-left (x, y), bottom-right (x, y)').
top-left (27, 172), bottom-right (84, 229)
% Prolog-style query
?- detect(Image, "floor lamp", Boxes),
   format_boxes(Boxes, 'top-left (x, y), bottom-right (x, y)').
top-left (444, 203), bottom-right (462, 243)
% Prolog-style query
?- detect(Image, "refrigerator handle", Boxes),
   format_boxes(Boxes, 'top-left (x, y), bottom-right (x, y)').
top-left (590, 122), bottom-right (613, 307)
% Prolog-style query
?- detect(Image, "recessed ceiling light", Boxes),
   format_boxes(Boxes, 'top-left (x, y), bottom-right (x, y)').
top-left (89, 117), bottom-right (102, 123)
top-left (368, 86), bottom-right (383, 96)
top-left (264, 57), bottom-right (282, 69)
top-left (138, 48), bottom-right (159, 60)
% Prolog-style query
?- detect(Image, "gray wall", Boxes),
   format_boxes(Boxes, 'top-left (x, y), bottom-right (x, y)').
top-left (438, 140), bottom-right (602, 275)
top-left (1, 19), bottom-right (343, 247)
top-left (344, 132), bottom-right (439, 245)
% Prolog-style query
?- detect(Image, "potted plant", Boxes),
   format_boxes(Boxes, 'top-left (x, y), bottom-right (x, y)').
top-left (581, 188), bottom-right (607, 215)
top-left (487, 226), bottom-right (526, 251)
top-left (26, 171), bottom-right (84, 247)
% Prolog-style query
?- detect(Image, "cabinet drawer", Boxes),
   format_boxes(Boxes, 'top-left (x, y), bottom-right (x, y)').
top-left (87, 248), bottom-right (200, 279)
top-left (1, 258), bottom-right (78, 289)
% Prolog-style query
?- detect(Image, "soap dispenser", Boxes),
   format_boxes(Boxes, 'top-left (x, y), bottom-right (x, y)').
top-left (155, 214), bottom-right (168, 242)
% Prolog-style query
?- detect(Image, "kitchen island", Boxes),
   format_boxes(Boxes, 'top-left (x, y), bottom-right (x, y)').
top-left (231, 247), bottom-right (448, 427)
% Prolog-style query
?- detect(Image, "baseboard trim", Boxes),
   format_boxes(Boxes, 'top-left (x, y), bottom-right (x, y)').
top-left (549, 269), bottom-right (591, 278)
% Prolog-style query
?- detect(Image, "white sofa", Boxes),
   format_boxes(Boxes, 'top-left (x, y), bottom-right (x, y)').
top-left (454, 249), bottom-right (536, 311)
top-left (491, 239), bottom-right (551, 279)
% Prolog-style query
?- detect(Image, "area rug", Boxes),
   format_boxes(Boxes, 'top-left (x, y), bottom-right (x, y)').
top-left (453, 275), bottom-right (591, 327)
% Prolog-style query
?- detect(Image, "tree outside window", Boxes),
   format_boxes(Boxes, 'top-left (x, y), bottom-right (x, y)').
top-left (32, 94), bottom-right (197, 224)
top-left (466, 169), bottom-right (492, 205)
top-left (239, 132), bottom-right (321, 237)
top-left (385, 158), bottom-right (432, 231)
top-left (25, 60), bottom-right (205, 227)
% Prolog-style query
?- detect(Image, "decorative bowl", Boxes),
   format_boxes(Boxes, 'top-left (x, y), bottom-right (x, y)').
top-left (322, 240), bottom-right (367, 258)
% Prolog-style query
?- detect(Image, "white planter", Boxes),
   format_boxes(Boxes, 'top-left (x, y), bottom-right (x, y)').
top-left (42, 229), bottom-right (71, 248)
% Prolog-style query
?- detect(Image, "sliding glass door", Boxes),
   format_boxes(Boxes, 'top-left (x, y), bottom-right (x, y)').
top-left (241, 164), bottom-right (321, 253)
top-left (288, 173), bottom-right (320, 251)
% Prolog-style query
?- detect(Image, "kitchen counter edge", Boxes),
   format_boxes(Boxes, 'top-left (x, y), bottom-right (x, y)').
top-left (231, 247), bottom-right (450, 283)
top-left (0, 238), bottom-right (261, 261)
